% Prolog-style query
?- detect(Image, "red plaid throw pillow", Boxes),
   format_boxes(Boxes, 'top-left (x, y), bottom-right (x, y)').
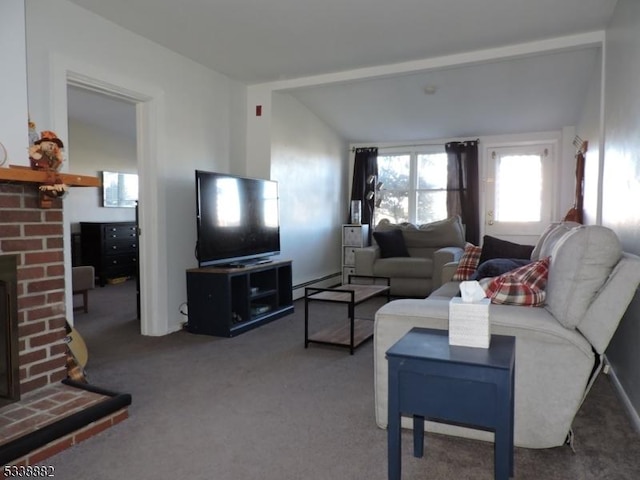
top-left (452, 243), bottom-right (482, 281)
top-left (480, 256), bottom-right (550, 306)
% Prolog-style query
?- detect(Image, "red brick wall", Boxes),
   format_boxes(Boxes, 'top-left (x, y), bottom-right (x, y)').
top-left (0, 183), bottom-right (67, 396)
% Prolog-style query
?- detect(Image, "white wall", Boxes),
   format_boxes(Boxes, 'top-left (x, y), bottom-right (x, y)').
top-left (66, 120), bottom-right (137, 227)
top-left (271, 93), bottom-right (348, 294)
top-left (600, 0), bottom-right (640, 422)
top-left (576, 51), bottom-right (604, 226)
top-left (229, 81), bottom-right (248, 176)
top-left (0, 0), bottom-right (28, 166)
top-left (25, 0), bottom-right (242, 335)
top-left (245, 85), bottom-right (274, 179)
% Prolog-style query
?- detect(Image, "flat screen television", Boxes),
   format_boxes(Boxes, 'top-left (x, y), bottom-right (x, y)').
top-left (195, 170), bottom-right (281, 267)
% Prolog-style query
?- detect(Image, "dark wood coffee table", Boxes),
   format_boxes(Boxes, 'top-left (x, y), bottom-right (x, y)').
top-left (304, 276), bottom-right (390, 354)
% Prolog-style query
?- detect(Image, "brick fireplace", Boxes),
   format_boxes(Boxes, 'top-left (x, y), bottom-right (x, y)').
top-left (0, 182), bottom-right (67, 402)
top-left (0, 179), bottom-right (131, 466)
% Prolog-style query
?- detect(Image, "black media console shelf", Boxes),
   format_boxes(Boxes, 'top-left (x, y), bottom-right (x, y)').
top-left (185, 260), bottom-right (294, 337)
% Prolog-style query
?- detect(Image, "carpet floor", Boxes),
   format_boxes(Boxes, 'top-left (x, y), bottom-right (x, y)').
top-left (45, 279), bottom-right (640, 479)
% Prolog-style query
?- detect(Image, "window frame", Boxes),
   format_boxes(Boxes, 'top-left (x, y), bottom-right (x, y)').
top-left (375, 146), bottom-right (448, 225)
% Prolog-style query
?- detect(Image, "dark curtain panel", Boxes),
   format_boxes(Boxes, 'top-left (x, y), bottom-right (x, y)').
top-left (350, 147), bottom-right (378, 231)
top-left (446, 140), bottom-right (480, 245)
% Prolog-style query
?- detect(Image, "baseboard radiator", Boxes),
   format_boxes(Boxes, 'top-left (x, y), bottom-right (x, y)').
top-left (292, 272), bottom-right (341, 300)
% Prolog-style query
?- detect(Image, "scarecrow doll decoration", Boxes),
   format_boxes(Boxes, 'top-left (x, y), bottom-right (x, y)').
top-left (28, 129), bottom-right (69, 207)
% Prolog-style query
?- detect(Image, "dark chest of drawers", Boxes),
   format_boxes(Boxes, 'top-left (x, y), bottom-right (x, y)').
top-left (80, 222), bottom-right (139, 287)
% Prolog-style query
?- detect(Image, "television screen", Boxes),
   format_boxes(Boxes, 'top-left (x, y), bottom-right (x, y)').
top-left (195, 170), bottom-right (280, 267)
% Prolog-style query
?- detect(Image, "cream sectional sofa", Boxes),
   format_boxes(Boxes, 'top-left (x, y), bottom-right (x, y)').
top-left (373, 223), bottom-right (640, 448)
top-left (354, 216), bottom-right (467, 297)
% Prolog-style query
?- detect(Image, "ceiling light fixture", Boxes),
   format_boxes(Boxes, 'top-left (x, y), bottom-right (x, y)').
top-left (423, 85), bottom-right (437, 95)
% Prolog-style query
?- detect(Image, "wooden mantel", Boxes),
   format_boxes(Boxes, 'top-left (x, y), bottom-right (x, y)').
top-left (0, 165), bottom-right (100, 187)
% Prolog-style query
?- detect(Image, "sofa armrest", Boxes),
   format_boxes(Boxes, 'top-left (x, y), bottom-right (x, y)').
top-left (441, 262), bottom-right (459, 284)
top-left (432, 246), bottom-right (464, 288)
top-left (354, 246), bottom-right (380, 276)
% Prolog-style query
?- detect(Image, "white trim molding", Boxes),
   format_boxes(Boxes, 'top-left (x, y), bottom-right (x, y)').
top-left (49, 53), bottom-right (168, 336)
top-left (266, 30), bottom-right (606, 92)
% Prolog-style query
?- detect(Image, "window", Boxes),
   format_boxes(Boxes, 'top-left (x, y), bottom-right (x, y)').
top-left (375, 149), bottom-right (448, 225)
top-left (494, 153), bottom-right (542, 222)
top-left (102, 171), bottom-right (138, 208)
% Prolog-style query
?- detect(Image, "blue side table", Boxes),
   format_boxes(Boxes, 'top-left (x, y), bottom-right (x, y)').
top-left (386, 327), bottom-right (516, 480)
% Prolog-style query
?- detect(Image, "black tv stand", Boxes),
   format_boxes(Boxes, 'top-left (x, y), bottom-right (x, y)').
top-left (185, 260), bottom-right (293, 337)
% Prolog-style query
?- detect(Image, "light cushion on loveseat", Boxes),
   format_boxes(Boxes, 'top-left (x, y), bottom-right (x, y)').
top-left (373, 257), bottom-right (433, 279)
top-left (545, 226), bottom-right (622, 329)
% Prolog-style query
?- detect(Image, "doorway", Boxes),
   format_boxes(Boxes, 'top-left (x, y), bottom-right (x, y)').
top-left (65, 84), bottom-right (139, 332)
top-left (48, 57), bottom-right (164, 337)
top-left (483, 141), bottom-right (557, 244)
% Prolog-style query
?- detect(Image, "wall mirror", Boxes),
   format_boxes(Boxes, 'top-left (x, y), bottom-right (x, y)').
top-left (102, 171), bottom-right (138, 208)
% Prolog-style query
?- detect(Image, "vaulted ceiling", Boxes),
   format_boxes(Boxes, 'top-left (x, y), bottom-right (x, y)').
top-left (66, 0), bottom-right (617, 143)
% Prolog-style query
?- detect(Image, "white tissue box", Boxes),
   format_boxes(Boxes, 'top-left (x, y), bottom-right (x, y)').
top-left (448, 297), bottom-right (491, 348)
